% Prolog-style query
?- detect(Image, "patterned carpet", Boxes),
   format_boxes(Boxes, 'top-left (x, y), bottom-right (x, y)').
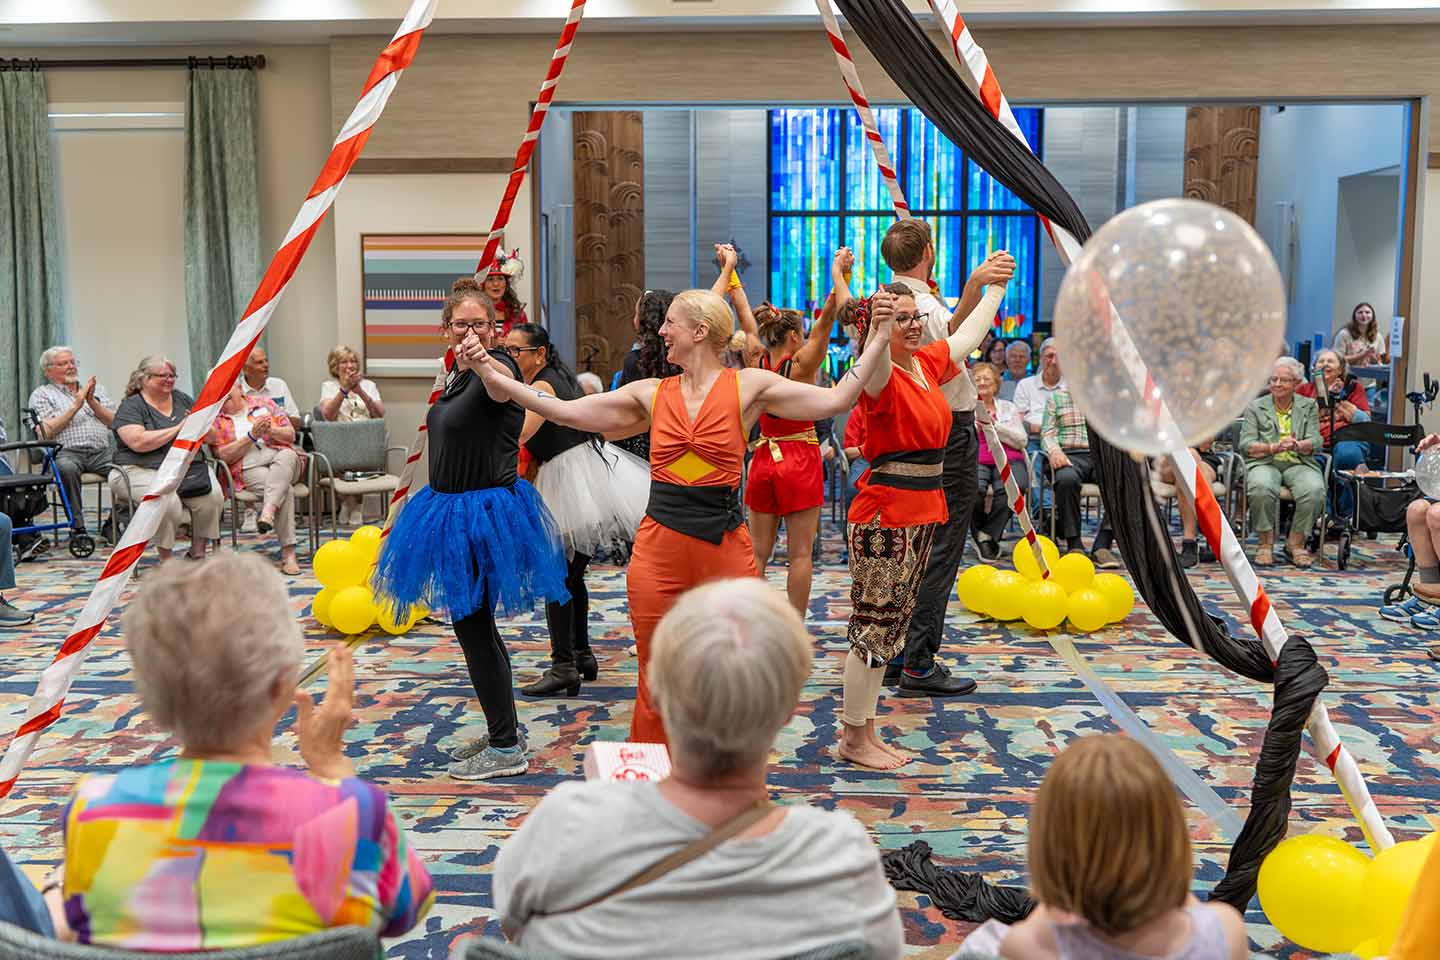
top-left (1, 520), bottom-right (1437, 959)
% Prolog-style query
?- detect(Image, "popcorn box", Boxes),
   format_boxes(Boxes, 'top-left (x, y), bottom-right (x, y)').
top-left (583, 741), bottom-right (672, 782)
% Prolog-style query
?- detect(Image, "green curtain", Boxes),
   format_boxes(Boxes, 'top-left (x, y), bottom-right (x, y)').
top-left (0, 69), bottom-right (65, 441)
top-left (184, 66), bottom-right (261, 390)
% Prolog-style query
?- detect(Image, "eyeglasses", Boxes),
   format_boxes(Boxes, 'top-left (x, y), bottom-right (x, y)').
top-left (146, 372), bottom-right (176, 381)
top-left (1268, 376), bottom-right (1297, 385)
top-left (894, 312), bottom-right (927, 328)
top-left (448, 320), bottom-right (495, 334)
top-left (510, 345), bottom-right (542, 353)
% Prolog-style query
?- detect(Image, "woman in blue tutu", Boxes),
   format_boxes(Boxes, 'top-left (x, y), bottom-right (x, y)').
top-left (373, 277), bottom-right (569, 782)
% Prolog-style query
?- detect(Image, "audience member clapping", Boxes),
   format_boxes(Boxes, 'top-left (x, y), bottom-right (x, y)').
top-left (1379, 432), bottom-right (1440, 660)
top-left (28, 345), bottom-right (116, 536)
top-left (494, 578), bottom-right (902, 959)
top-left (971, 362), bottom-right (1029, 562)
top-left (54, 552), bottom-right (433, 947)
top-left (317, 345), bottom-right (385, 526)
top-left (1297, 348), bottom-right (1371, 521)
top-left (1240, 357), bottom-right (1324, 568)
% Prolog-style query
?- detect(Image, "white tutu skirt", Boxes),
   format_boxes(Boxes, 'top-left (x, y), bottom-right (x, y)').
top-left (534, 441), bottom-right (650, 557)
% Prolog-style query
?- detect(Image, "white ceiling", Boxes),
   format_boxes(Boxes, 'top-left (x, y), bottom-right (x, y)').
top-left (3, 0), bottom-right (1440, 45)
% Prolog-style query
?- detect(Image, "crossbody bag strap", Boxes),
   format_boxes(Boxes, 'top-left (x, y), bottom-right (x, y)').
top-left (540, 798), bottom-right (775, 918)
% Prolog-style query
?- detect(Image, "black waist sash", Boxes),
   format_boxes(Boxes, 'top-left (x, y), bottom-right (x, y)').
top-left (646, 481), bottom-right (744, 545)
top-left (868, 447), bottom-right (945, 491)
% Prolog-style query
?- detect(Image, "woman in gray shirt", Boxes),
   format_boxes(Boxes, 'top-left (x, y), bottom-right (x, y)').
top-left (494, 578), bottom-right (903, 960)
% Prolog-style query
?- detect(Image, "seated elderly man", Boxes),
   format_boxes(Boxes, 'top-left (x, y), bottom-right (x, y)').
top-left (998, 339), bottom-right (1031, 402)
top-left (28, 346), bottom-right (116, 535)
top-left (242, 347), bottom-right (302, 432)
top-left (495, 578), bottom-right (902, 959)
top-left (54, 552), bottom-right (433, 948)
top-left (1241, 356), bottom-right (1324, 567)
top-left (1380, 432), bottom-right (1440, 661)
top-left (1041, 386), bottom-right (1119, 568)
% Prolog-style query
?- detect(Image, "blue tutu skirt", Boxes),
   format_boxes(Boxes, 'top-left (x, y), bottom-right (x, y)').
top-left (373, 481), bottom-right (570, 621)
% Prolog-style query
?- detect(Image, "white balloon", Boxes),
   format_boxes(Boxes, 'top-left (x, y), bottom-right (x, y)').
top-left (1416, 450), bottom-right (1440, 499)
top-left (1053, 199), bottom-right (1287, 457)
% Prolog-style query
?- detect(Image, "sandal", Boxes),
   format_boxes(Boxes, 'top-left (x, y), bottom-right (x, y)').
top-left (280, 557), bottom-right (301, 577)
top-left (1255, 543), bottom-right (1275, 566)
top-left (1287, 537), bottom-right (1314, 568)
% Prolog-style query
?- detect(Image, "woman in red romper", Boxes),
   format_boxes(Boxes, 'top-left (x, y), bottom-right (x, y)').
top-left (474, 286), bottom-right (896, 744)
top-left (724, 246), bottom-right (851, 616)
top-left (839, 278), bottom-right (1008, 770)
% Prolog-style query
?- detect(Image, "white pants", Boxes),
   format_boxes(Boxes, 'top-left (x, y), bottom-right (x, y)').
top-left (241, 447), bottom-right (304, 547)
top-left (111, 464), bottom-right (224, 552)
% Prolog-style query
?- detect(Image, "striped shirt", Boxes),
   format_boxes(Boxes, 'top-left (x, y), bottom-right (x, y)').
top-left (1041, 387), bottom-right (1089, 454)
top-left (28, 382), bottom-right (115, 452)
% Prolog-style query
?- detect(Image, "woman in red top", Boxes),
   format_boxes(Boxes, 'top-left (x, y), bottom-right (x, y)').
top-left (725, 244), bottom-right (851, 616)
top-left (469, 287), bottom-right (895, 744)
top-left (481, 250), bottom-right (529, 336)
top-left (841, 279), bottom-right (1007, 770)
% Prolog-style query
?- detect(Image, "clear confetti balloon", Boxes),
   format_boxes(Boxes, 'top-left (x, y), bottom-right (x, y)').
top-left (1416, 450), bottom-right (1440, 499)
top-left (1053, 199), bottom-right (1287, 457)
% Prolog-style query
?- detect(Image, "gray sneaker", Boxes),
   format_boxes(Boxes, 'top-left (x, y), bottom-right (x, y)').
top-left (1092, 547), bottom-right (1122, 570)
top-left (448, 746), bottom-right (528, 781)
top-left (0, 599), bottom-right (34, 627)
top-left (446, 727), bottom-right (528, 762)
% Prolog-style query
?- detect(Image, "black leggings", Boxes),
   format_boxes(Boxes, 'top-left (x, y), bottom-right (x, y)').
top-left (453, 594), bottom-right (519, 749)
top-left (546, 552), bottom-right (592, 665)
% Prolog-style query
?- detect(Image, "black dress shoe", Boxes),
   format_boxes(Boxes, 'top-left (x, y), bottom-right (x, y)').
top-left (520, 664), bottom-right (581, 698)
top-left (882, 663), bottom-right (903, 686)
top-left (897, 664), bottom-right (978, 698)
top-left (575, 649), bottom-right (599, 682)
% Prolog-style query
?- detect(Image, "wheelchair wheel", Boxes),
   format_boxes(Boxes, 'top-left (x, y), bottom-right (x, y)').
top-left (68, 533), bottom-right (96, 559)
top-left (1383, 584), bottom-right (1409, 605)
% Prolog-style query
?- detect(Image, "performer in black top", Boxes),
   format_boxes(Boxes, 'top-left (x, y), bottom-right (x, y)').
top-left (373, 278), bottom-right (568, 782)
top-left (504, 323), bottom-right (648, 697)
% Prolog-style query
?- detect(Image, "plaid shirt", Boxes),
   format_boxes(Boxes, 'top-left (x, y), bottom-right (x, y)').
top-left (1041, 387), bottom-right (1089, 455)
top-left (28, 381), bottom-right (115, 452)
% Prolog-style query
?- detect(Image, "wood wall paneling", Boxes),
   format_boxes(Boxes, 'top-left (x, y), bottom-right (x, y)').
top-left (573, 111), bottom-right (645, 380)
top-left (1183, 106), bottom-right (1260, 224)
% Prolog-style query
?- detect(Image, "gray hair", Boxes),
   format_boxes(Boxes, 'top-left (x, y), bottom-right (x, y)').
top-left (649, 579), bottom-right (811, 779)
top-left (1314, 348), bottom-right (1346, 376)
top-left (1038, 337), bottom-right (1058, 356)
top-left (122, 552), bottom-right (302, 752)
top-left (577, 371), bottom-right (604, 394)
top-left (39, 345), bottom-right (74, 370)
top-left (1274, 356), bottom-right (1305, 381)
top-left (1005, 340), bottom-right (1032, 359)
top-left (125, 354), bottom-right (176, 397)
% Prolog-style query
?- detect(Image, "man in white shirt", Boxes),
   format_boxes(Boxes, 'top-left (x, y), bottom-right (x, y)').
top-left (998, 339), bottom-right (1031, 402)
top-left (1011, 337), bottom-right (1064, 450)
top-left (28, 346), bottom-right (117, 535)
top-left (242, 347), bottom-right (302, 432)
top-left (880, 219), bottom-right (1014, 698)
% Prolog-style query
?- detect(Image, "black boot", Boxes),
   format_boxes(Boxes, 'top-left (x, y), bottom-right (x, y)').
top-left (520, 663), bottom-right (581, 698)
top-left (575, 649), bottom-right (599, 681)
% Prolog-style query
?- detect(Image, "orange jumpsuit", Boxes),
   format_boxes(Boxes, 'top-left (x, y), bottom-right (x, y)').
top-left (626, 368), bottom-right (758, 743)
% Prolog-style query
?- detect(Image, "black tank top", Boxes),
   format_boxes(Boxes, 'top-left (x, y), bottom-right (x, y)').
top-left (426, 352), bottom-right (524, 494)
top-left (524, 365), bottom-right (597, 465)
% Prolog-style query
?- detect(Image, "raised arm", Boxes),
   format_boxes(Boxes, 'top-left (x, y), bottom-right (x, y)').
top-left (470, 339), bottom-right (657, 436)
top-left (711, 242), bottom-right (738, 298)
top-left (743, 307), bottom-right (894, 421)
top-left (725, 261), bottom-right (765, 366)
top-left (947, 250), bottom-right (1015, 335)
top-left (791, 247), bottom-right (853, 382)
top-left (946, 283), bottom-right (1008, 368)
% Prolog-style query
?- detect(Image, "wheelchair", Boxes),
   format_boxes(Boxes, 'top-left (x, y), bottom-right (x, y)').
top-left (0, 438), bottom-right (95, 561)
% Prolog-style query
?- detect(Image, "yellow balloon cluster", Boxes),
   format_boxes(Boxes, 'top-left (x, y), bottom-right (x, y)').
top-left (1258, 832), bottom-right (1437, 954)
top-left (955, 535), bottom-right (1135, 633)
top-left (310, 526), bottom-right (426, 637)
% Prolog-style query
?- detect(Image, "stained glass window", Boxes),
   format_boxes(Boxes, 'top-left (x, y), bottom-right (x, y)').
top-left (767, 106), bottom-right (1043, 341)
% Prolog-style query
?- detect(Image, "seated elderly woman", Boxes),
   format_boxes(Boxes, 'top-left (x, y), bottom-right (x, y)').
top-left (109, 355), bottom-right (224, 561)
top-left (54, 552), bottom-right (432, 948)
top-left (1380, 432), bottom-right (1440, 659)
top-left (1240, 357), bottom-right (1324, 568)
top-left (207, 381), bottom-right (307, 576)
top-left (1297, 347), bottom-right (1371, 521)
top-left (970, 361), bottom-right (1029, 562)
top-left (317, 345), bottom-right (384, 527)
top-left (494, 578), bottom-right (902, 959)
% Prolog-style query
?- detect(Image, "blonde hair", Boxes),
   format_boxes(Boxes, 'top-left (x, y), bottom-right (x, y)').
top-left (670, 289), bottom-right (735, 354)
top-left (327, 345), bottom-right (360, 379)
top-left (442, 277), bottom-right (497, 326)
top-left (122, 553), bottom-right (302, 752)
top-left (649, 579), bottom-right (812, 778)
top-left (970, 361), bottom-right (1001, 387)
top-left (125, 355), bottom-right (176, 397)
top-left (1028, 734), bottom-right (1192, 936)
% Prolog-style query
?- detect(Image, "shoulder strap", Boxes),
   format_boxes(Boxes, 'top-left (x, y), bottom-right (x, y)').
top-left (538, 798), bottom-right (773, 918)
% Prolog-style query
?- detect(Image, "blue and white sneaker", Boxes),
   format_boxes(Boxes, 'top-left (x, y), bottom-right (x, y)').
top-left (1379, 595), bottom-right (1429, 622)
top-left (1412, 607), bottom-right (1440, 632)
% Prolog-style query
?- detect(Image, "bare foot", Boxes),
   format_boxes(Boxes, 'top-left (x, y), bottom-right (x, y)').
top-left (1415, 585), bottom-right (1440, 605)
top-left (838, 739), bottom-right (908, 770)
top-left (280, 554), bottom-right (301, 576)
top-left (866, 724), bottom-right (910, 762)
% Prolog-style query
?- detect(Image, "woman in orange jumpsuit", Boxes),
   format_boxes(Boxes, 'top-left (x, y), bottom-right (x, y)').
top-left (471, 286), bottom-right (895, 743)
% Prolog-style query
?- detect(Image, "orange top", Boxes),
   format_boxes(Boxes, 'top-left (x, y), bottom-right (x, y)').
top-left (758, 354), bottom-right (812, 438)
top-left (649, 368), bottom-right (745, 487)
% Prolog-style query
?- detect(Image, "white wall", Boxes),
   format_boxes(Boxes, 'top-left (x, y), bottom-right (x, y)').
top-left (1255, 103), bottom-right (1409, 351)
top-left (1333, 171), bottom-right (1402, 344)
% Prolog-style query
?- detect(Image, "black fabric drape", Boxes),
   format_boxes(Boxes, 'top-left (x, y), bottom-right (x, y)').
top-left (883, 840), bottom-right (1035, 924)
top-left (839, 0), bottom-right (1334, 917)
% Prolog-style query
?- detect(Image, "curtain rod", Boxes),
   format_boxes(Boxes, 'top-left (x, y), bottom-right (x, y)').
top-left (0, 55), bottom-right (267, 71)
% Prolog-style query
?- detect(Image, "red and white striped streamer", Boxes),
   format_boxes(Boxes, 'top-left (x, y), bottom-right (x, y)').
top-left (815, 0), bottom-right (911, 219)
top-left (382, 0), bottom-right (588, 541)
top-left (927, 0), bottom-right (1393, 850)
top-left (0, 0), bottom-right (440, 802)
top-left (974, 407), bottom-right (1051, 580)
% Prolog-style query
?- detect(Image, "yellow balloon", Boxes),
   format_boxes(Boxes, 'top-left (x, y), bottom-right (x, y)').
top-left (376, 602), bottom-right (411, 636)
top-left (1022, 580), bottom-right (1069, 630)
top-left (1066, 588), bottom-right (1110, 633)
top-left (330, 585), bottom-right (377, 635)
top-left (1052, 552), bottom-right (1095, 594)
top-left (986, 571), bottom-right (1026, 621)
top-left (314, 540), bottom-right (367, 589)
top-left (1349, 936), bottom-right (1384, 959)
top-left (956, 564), bottom-right (998, 613)
top-left (1012, 535), bottom-right (1060, 581)
top-left (1092, 572), bottom-right (1136, 623)
top-left (1257, 834), bottom-right (1370, 953)
top-left (350, 524), bottom-right (383, 560)
top-left (311, 587), bottom-right (335, 628)
top-left (1363, 838), bottom-right (1433, 951)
